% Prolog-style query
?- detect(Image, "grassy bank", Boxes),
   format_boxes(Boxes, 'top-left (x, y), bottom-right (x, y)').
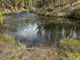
top-left (58, 38), bottom-right (80, 60)
top-left (0, 34), bottom-right (60, 60)
top-left (0, 33), bottom-right (80, 60)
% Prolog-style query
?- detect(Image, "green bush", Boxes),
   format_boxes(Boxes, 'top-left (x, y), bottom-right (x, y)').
top-left (59, 38), bottom-right (80, 60)
top-left (0, 11), bottom-right (5, 23)
top-left (0, 34), bottom-right (16, 47)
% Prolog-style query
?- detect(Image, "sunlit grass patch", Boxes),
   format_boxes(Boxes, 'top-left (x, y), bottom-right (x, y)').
top-left (0, 34), bottom-right (16, 47)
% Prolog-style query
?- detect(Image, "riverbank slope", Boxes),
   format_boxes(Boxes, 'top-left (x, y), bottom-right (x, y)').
top-left (33, 1), bottom-right (80, 18)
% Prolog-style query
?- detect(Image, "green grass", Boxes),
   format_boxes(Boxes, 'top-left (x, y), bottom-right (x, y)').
top-left (11, 57), bottom-right (19, 60)
top-left (0, 11), bottom-right (5, 23)
top-left (0, 34), bottom-right (16, 47)
top-left (59, 38), bottom-right (80, 60)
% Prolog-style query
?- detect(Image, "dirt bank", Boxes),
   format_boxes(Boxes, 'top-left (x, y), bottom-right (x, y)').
top-left (33, 3), bottom-right (80, 18)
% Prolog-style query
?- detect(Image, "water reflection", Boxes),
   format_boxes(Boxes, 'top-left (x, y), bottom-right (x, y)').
top-left (62, 27), bottom-right (65, 38)
top-left (55, 26), bottom-right (59, 41)
top-left (70, 28), bottom-right (73, 37)
top-left (17, 24), bottom-right (38, 40)
top-left (48, 30), bottom-right (51, 40)
top-left (41, 27), bottom-right (46, 40)
top-left (73, 27), bottom-right (77, 38)
top-left (2, 13), bottom-right (80, 47)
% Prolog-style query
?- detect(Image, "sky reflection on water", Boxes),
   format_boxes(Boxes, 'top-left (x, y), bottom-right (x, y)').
top-left (3, 13), bottom-right (80, 47)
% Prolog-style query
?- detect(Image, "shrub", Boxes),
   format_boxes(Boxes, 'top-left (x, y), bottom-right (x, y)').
top-left (0, 34), bottom-right (16, 47)
top-left (0, 11), bottom-right (5, 23)
top-left (59, 38), bottom-right (80, 60)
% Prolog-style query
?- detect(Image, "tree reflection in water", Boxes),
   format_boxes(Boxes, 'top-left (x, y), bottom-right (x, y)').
top-left (2, 13), bottom-right (80, 47)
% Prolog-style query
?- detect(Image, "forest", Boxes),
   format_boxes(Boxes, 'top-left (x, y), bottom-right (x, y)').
top-left (0, 0), bottom-right (80, 60)
top-left (0, 0), bottom-right (80, 18)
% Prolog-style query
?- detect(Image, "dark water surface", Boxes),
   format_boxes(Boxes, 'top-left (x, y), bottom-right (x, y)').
top-left (2, 13), bottom-right (80, 47)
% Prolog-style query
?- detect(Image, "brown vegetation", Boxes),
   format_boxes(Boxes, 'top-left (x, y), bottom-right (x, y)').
top-left (0, 34), bottom-right (60, 60)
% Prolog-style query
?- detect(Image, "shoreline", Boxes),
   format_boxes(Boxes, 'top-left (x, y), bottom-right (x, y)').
top-left (32, 3), bottom-right (80, 18)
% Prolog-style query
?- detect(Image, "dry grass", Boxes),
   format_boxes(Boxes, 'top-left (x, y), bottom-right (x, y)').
top-left (0, 45), bottom-right (60, 60)
top-left (0, 34), bottom-right (60, 60)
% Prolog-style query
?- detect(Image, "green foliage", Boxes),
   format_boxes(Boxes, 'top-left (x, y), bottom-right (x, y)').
top-left (33, 0), bottom-right (37, 6)
top-left (0, 34), bottom-right (16, 47)
top-left (24, 0), bottom-right (28, 8)
top-left (11, 57), bottom-right (19, 60)
top-left (26, 11), bottom-right (30, 13)
top-left (35, 57), bottom-right (41, 60)
top-left (0, 11), bottom-right (5, 23)
top-left (59, 38), bottom-right (80, 60)
top-left (28, 0), bottom-right (32, 8)
top-left (60, 39), bottom-right (80, 51)
top-left (0, 0), bottom-right (79, 10)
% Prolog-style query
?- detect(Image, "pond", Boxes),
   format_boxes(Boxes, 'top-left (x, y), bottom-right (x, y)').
top-left (1, 13), bottom-right (80, 47)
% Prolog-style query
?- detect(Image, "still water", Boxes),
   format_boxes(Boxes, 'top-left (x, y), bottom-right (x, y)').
top-left (2, 13), bottom-right (80, 47)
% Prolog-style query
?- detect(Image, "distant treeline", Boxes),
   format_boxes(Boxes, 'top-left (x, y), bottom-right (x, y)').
top-left (0, 0), bottom-right (78, 11)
